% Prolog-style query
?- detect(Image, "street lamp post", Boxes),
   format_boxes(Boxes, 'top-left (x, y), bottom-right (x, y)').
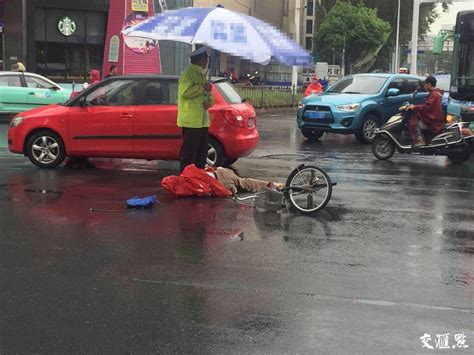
top-left (341, 36), bottom-right (345, 77)
top-left (410, 0), bottom-right (421, 75)
top-left (394, 0), bottom-right (401, 73)
top-left (291, 0), bottom-right (302, 90)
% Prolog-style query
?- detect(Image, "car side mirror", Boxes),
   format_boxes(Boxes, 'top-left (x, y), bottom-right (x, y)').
top-left (387, 88), bottom-right (400, 97)
top-left (412, 90), bottom-right (418, 99)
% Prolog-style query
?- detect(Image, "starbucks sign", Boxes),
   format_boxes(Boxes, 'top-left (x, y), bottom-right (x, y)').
top-left (58, 16), bottom-right (76, 36)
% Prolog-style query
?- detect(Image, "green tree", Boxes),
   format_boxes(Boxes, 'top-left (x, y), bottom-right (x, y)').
top-left (314, 2), bottom-right (391, 72)
top-left (314, 0), bottom-right (448, 71)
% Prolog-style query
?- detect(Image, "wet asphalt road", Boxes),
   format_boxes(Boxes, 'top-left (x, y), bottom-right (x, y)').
top-left (0, 114), bottom-right (473, 354)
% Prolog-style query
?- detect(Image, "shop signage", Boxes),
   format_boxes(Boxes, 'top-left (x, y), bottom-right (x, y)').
top-left (58, 16), bottom-right (77, 36)
top-left (131, 0), bottom-right (149, 12)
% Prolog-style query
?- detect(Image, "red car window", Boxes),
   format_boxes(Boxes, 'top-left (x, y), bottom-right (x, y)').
top-left (139, 80), bottom-right (179, 105)
top-left (86, 80), bottom-right (141, 106)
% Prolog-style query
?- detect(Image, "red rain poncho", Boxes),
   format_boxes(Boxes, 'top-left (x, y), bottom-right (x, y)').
top-left (412, 88), bottom-right (445, 134)
top-left (161, 164), bottom-right (232, 197)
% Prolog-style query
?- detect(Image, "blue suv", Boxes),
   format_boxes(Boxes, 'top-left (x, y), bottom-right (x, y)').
top-left (297, 74), bottom-right (429, 143)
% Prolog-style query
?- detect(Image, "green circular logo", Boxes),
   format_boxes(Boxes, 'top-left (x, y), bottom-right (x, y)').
top-left (58, 16), bottom-right (76, 36)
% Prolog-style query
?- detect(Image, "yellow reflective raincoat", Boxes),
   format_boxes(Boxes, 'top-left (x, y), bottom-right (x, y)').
top-left (177, 64), bottom-right (214, 128)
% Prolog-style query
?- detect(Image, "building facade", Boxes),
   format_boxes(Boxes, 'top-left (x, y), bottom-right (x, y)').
top-left (2, 0), bottom-right (311, 84)
top-left (3, 0), bottom-right (110, 81)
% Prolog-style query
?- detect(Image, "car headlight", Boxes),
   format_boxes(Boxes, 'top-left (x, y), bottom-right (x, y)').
top-left (298, 102), bottom-right (305, 109)
top-left (336, 103), bottom-right (360, 112)
top-left (10, 116), bottom-right (25, 127)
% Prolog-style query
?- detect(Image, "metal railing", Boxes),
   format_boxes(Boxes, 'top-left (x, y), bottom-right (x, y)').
top-left (235, 85), bottom-right (305, 109)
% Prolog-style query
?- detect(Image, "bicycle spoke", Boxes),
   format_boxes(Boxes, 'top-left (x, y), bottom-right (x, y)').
top-left (307, 194), bottom-right (314, 210)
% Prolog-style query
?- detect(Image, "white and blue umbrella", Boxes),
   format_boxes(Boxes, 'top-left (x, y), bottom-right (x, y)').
top-left (122, 7), bottom-right (313, 67)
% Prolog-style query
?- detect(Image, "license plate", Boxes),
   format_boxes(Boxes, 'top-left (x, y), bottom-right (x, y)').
top-left (248, 118), bottom-right (255, 127)
top-left (308, 111), bottom-right (325, 119)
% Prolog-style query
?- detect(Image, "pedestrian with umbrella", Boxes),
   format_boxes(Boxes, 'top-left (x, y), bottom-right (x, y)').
top-left (178, 46), bottom-right (214, 172)
top-left (123, 6), bottom-right (312, 167)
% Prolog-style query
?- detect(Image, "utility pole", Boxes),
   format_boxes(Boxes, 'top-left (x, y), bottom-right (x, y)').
top-left (341, 36), bottom-right (345, 77)
top-left (410, 0), bottom-right (421, 75)
top-left (291, 0), bottom-right (302, 90)
top-left (394, 0), bottom-right (401, 73)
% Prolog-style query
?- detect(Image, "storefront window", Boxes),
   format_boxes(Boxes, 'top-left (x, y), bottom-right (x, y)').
top-left (86, 12), bottom-right (106, 45)
top-left (67, 43), bottom-right (86, 80)
top-left (34, 7), bottom-right (106, 82)
top-left (36, 42), bottom-right (47, 76)
top-left (47, 42), bottom-right (67, 79)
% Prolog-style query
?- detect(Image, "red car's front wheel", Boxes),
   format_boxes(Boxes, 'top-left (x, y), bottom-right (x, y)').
top-left (26, 131), bottom-right (66, 169)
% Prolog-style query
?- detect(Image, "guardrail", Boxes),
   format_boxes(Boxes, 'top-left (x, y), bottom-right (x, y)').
top-left (235, 85), bottom-right (305, 109)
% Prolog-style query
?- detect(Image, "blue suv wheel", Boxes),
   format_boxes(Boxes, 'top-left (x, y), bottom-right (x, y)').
top-left (355, 114), bottom-right (379, 143)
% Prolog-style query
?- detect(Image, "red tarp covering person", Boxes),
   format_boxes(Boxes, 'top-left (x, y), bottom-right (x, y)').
top-left (161, 164), bottom-right (232, 198)
top-left (161, 164), bottom-right (283, 197)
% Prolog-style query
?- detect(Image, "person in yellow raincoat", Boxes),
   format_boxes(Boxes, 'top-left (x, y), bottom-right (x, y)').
top-left (177, 47), bottom-right (215, 172)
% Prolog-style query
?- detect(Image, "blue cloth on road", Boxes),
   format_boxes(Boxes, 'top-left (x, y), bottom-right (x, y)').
top-left (126, 195), bottom-right (160, 208)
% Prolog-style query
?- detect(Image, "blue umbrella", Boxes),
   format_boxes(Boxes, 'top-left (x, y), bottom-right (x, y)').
top-left (122, 7), bottom-right (313, 67)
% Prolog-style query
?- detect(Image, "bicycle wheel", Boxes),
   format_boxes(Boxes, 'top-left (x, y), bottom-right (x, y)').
top-left (285, 165), bottom-right (332, 214)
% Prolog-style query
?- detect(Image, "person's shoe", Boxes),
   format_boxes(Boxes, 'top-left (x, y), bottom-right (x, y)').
top-left (412, 138), bottom-right (426, 148)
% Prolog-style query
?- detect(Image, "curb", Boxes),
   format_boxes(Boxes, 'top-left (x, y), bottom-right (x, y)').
top-left (256, 107), bottom-right (296, 115)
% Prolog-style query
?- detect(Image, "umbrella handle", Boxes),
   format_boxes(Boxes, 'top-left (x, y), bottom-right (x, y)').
top-left (202, 50), bottom-right (215, 126)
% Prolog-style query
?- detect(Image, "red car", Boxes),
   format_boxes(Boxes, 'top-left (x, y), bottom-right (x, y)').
top-left (8, 75), bottom-right (259, 168)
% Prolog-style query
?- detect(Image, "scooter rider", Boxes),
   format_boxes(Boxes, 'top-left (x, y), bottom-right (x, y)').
top-left (406, 76), bottom-right (444, 147)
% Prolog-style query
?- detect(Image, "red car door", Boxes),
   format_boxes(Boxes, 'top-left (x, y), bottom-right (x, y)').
top-left (67, 79), bottom-right (142, 156)
top-left (133, 79), bottom-right (182, 160)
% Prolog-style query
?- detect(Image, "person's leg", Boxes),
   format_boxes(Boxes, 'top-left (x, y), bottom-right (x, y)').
top-left (408, 112), bottom-right (424, 145)
top-left (418, 120), bottom-right (429, 131)
top-left (180, 128), bottom-right (199, 172)
top-left (408, 111), bottom-right (420, 143)
top-left (418, 120), bottom-right (429, 140)
top-left (236, 177), bottom-right (271, 192)
top-left (214, 167), bottom-right (239, 193)
top-left (215, 167), bottom-right (283, 193)
top-left (195, 128), bottom-right (209, 169)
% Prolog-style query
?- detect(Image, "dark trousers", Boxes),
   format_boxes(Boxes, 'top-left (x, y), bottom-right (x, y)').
top-left (180, 127), bottom-right (209, 172)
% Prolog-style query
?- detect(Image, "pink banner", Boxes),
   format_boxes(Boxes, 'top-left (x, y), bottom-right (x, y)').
top-left (102, 0), bottom-right (161, 77)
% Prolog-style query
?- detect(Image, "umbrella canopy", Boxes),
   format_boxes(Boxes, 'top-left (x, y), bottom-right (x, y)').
top-left (122, 7), bottom-right (313, 67)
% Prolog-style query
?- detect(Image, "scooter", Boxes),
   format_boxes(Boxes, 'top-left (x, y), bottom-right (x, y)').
top-left (372, 93), bottom-right (474, 164)
top-left (245, 70), bottom-right (261, 86)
